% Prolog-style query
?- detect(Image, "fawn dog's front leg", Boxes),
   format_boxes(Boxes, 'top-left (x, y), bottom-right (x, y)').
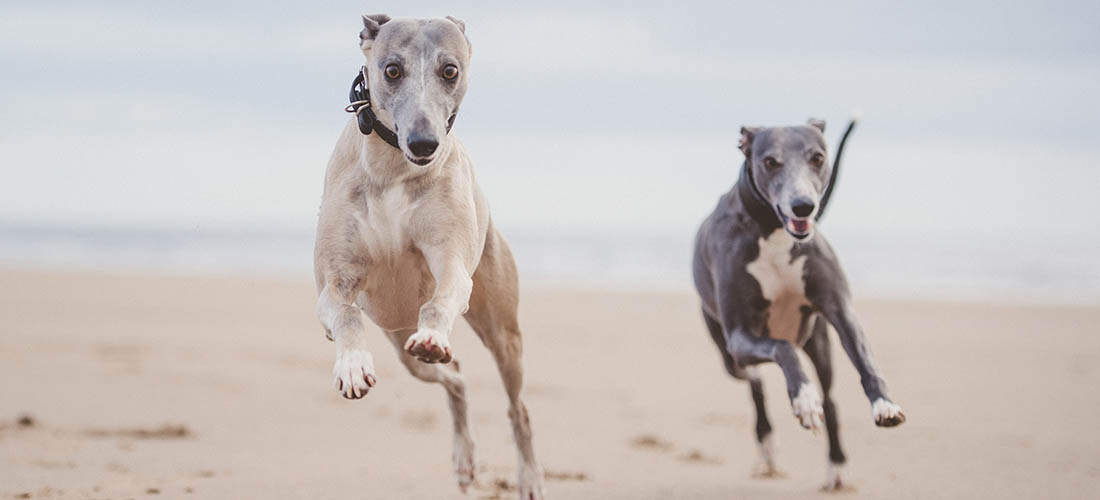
top-left (317, 278), bottom-right (377, 399)
top-left (405, 248), bottom-right (474, 364)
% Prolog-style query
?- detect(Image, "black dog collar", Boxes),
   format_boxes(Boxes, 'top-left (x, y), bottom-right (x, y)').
top-left (737, 161), bottom-right (783, 234)
top-left (346, 67), bottom-right (400, 149)
top-left (345, 66), bottom-right (459, 152)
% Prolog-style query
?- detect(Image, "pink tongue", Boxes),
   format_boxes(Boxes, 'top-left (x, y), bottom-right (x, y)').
top-left (790, 219), bottom-right (809, 233)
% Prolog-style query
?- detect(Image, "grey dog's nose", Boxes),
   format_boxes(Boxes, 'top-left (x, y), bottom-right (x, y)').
top-left (791, 197), bottom-right (816, 218)
top-left (407, 133), bottom-right (439, 158)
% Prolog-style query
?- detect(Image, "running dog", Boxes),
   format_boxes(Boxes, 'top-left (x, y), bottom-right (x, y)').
top-left (314, 15), bottom-right (544, 499)
top-left (691, 118), bottom-right (905, 490)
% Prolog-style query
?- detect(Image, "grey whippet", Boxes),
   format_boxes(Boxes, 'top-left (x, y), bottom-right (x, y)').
top-left (314, 15), bottom-right (544, 499)
top-left (692, 119), bottom-right (905, 490)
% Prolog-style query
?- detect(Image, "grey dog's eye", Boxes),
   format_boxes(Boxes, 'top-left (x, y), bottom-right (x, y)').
top-left (764, 157), bottom-right (780, 169)
top-left (810, 153), bottom-right (825, 167)
top-left (441, 64), bottom-right (459, 80)
top-left (384, 64), bottom-right (401, 79)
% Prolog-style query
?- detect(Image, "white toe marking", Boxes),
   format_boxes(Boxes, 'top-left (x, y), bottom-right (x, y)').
top-left (405, 328), bottom-right (450, 352)
top-left (871, 398), bottom-right (903, 422)
top-left (824, 462), bottom-right (845, 490)
top-left (332, 348), bottom-right (376, 398)
top-left (791, 383), bottom-right (824, 430)
top-left (752, 433), bottom-right (783, 477)
top-left (517, 463), bottom-right (545, 500)
top-left (452, 434), bottom-right (475, 491)
top-left (758, 433), bottom-right (776, 466)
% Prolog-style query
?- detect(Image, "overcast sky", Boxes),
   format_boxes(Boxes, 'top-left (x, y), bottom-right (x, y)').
top-left (2, 0), bottom-right (1098, 246)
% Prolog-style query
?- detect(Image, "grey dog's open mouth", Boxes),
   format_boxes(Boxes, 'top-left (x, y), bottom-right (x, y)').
top-left (788, 218), bottom-right (811, 235)
top-left (778, 210), bottom-right (814, 240)
top-left (778, 205), bottom-right (814, 240)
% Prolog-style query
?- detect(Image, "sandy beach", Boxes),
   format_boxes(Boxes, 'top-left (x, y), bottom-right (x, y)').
top-left (1, 268), bottom-right (1098, 499)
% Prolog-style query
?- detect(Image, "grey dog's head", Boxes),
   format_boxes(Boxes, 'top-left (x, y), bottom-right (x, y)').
top-left (740, 119), bottom-right (831, 240)
top-left (359, 14), bottom-right (471, 166)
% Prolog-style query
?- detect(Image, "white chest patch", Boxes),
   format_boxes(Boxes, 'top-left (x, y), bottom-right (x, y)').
top-left (745, 229), bottom-right (810, 344)
top-left (355, 186), bottom-right (414, 261)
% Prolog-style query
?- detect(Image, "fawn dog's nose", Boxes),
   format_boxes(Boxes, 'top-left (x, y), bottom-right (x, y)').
top-left (406, 132), bottom-right (439, 158)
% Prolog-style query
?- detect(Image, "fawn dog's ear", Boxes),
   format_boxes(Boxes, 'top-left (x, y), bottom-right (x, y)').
top-left (445, 16), bottom-right (465, 34)
top-left (445, 16), bottom-right (471, 54)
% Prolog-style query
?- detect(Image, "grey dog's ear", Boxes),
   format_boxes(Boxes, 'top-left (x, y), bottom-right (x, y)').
top-left (740, 126), bottom-right (761, 157)
top-left (807, 118), bottom-right (826, 133)
top-left (360, 14), bottom-right (391, 49)
top-left (445, 16), bottom-right (466, 34)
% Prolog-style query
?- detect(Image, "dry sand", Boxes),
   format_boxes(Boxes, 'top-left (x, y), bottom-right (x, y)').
top-left (1, 268), bottom-right (1098, 499)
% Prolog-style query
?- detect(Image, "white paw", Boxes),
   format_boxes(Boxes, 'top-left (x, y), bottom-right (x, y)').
top-left (791, 383), bottom-right (824, 430)
top-left (404, 328), bottom-right (452, 363)
top-left (332, 348), bottom-right (376, 399)
top-left (453, 434), bottom-right (475, 492)
top-left (821, 463), bottom-right (849, 492)
top-left (871, 398), bottom-right (906, 427)
top-left (517, 464), bottom-right (545, 500)
top-left (751, 434), bottom-right (784, 478)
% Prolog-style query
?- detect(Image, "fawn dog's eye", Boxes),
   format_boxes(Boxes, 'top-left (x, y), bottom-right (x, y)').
top-left (384, 64), bottom-right (401, 79)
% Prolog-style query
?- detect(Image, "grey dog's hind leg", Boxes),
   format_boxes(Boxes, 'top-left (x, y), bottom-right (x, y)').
top-left (703, 309), bottom-right (778, 476)
top-left (802, 317), bottom-right (848, 489)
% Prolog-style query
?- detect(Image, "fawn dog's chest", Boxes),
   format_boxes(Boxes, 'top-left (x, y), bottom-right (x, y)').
top-left (352, 186), bottom-right (432, 331)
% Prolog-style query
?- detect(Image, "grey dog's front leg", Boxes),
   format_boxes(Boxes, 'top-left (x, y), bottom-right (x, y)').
top-left (711, 251), bottom-right (824, 430)
top-left (724, 326), bottom-right (824, 430)
top-left (725, 328), bottom-right (808, 397)
top-left (820, 299), bottom-right (906, 427)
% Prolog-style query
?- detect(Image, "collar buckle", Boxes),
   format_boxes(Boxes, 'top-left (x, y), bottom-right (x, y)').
top-left (346, 66), bottom-right (401, 150)
top-left (347, 66), bottom-right (378, 136)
